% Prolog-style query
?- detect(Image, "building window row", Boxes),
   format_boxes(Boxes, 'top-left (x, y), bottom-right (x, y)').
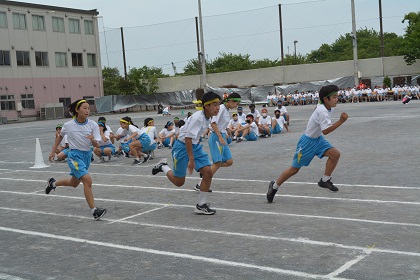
top-left (0, 94), bottom-right (35, 111)
top-left (0, 50), bottom-right (96, 67)
top-left (0, 11), bottom-right (94, 34)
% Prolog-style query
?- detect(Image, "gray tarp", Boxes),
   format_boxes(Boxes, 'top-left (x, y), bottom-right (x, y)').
top-left (94, 76), bottom-right (360, 112)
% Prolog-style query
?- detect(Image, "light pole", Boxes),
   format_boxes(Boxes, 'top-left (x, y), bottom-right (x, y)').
top-left (293, 40), bottom-right (298, 64)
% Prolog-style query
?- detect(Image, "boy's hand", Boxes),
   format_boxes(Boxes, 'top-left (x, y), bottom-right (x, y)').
top-left (340, 112), bottom-right (348, 122)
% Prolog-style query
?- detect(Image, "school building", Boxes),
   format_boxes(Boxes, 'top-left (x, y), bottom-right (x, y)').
top-left (0, 1), bottom-right (102, 122)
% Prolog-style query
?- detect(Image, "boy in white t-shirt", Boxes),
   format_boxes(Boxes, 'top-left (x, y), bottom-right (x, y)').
top-left (235, 113), bottom-right (259, 142)
top-left (152, 90), bottom-right (222, 215)
top-left (267, 85), bottom-right (348, 203)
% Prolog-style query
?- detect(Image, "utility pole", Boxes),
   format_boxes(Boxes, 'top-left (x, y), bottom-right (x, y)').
top-left (198, 0), bottom-right (207, 89)
top-left (195, 16), bottom-right (202, 75)
top-left (351, 0), bottom-right (359, 86)
top-left (378, 0), bottom-right (384, 58)
top-left (278, 4), bottom-right (284, 65)
top-left (120, 27), bottom-right (127, 79)
top-left (294, 40), bottom-right (298, 64)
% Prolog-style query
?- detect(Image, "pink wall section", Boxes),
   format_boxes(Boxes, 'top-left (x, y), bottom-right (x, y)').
top-left (0, 77), bottom-right (102, 120)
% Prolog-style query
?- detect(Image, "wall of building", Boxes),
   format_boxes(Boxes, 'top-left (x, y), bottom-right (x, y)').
top-left (0, 1), bottom-right (102, 121)
top-left (156, 56), bottom-right (420, 93)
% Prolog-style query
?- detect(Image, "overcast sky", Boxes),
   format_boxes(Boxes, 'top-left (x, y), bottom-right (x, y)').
top-left (13, 0), bottom-right (420, 75)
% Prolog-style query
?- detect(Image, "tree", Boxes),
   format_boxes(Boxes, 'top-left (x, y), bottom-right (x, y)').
top-left (402, 11), bottom-right (420, 65)
top-left (127, 66), bottom-right (168, 95)
top-left (102, 67), bottom-right (122, 96)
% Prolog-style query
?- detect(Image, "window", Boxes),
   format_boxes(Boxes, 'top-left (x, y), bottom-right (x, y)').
top-left (0, 11), bottom-right (7, 28)
top-left (16, 51), bottom-right (30, 66)
top-left (84, 20), bottom-right (94, 35)
top-left (55, 52), bottom-right (67, 67)
top-left (0, 95), bottom-right (16, 110)
top-left (52, 17), bottom-right (64, 32)
top-left (35, 51), bottom-right (48, 66)
top-left (87, 53), bottom-right (96, 67)
top-left (71, 53), bottom-right (83, 67)
top-left (21, 94), bottom-right (35, 109)
top-left (83, 96), bottom-right (95, 105)
top-left (32, 15), bottom-right (45, 31)
top-left (12, 13), bottom-right (26, 29)
top-left (0, 50), bottom-right (10, 66)
top-left (59, 97), bottom-right (71, 107)
top-left (69, 18), bottom-right (80, 33)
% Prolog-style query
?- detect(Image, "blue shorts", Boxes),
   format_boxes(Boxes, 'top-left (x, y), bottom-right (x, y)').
top-left (272, 123), bottom-right (282, 134)
top-left (67, 149), bottom-right (92, 179)
top-left (162, 138), bottom-right (171, 147)
top-left (209, 132), bottom-right (232, 164)
top-left (292, 134), bottom-right (333, 168)
top-left (171, 140), bottom-right (211, 178)
top-left (136, 133), bottom-right (151, 148)
top-left (143, 142), bottom-right (157, 153)
top-left (120, 140), bottom-right (131, 153)
top-left (100, 144), bottom-right (115, 156)
top-left (245, 131), bottom-right (258, 141)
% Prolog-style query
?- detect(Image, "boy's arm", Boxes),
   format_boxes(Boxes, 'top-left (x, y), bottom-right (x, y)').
top-left (322, 112), bottom-right (348, 135)
top-left (185, 137), bottom-right (195, 174)
top-left (49, 134), bottom-right (63, 161)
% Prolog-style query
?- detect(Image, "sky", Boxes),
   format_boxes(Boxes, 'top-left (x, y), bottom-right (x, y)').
top-left (11, 0), bottom-right (420, 75)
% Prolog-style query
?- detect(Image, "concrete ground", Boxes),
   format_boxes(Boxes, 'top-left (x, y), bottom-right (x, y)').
top-left (0, 100), bottom-right (419, 280)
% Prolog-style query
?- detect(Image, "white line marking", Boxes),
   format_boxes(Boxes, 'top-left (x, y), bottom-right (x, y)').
top-left (0, 273), bottom-right (26, 280)
top-left (0, 168), bottom-right (418, 190)
top-left (0, 177), bottom-right (419, 206)
top-left (0, 225), bottom-right (351, 280)
top-left (0, 206), bottom-right (419, 258)
top-left (106, 205), bottom-right (169, 224)
top-left (326, 253), bottom-right (371, 278)
top-left (1, 191), bottom-right (419, 229)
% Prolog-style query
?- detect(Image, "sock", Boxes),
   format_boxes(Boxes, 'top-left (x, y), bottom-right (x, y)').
top-left (52, 181), bottom-right (57, 188)
top-left (91, 207), bottom-right (97, 214)
top-left (197, 191), bottom-right (208, 206)
top-left (322, 175), bottom-right (331, 182)
top-left (162, 165), bottom-right (171, 174)
top-left (136, 157), bottom-right (140, 161)
top-left (273, 182), bottom-right (281, 190)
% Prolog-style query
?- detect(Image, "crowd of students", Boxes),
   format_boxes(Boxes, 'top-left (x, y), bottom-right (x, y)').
top-left (266, 84), bottom-right (420, 106)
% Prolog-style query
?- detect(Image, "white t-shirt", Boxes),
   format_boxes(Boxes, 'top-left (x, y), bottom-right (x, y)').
top-left (304, 104), bottom-right (333, 138)
top-left (118, 124), bottom-right (144, 139)
top-left (259, 115), bottom-right (272, 126)
top-left (211, 104), bottom-right (230, 134)
top-left (228, 118), bottom-right (240, 129)
top-left (159, 127), bottom-right (175, 138)
top-left (178, 110), bottom-right (211, 144)
top-left (277, 106), bottom-right (287, 115)
top-left (245, 121), bottom-right (259, 136)
top-left (274, 115), bottom-right (287, 130)
top-left (141, 126), bottom-right (158, 144)
top-left (60, 119), bottom-right (101, 151)
top-left (116, 127), bottom-right (130, 143)
top-left (99, 128), bottom-right (113, 146)
top-left (59, 134), bottom-right (68, 147)
top-left (237, 112), bottom-right (246, 124)
top-left (248, 109), bottom-right (260, 121)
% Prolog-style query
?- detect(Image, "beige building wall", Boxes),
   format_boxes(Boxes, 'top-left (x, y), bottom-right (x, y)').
top-left (157, 56), bottom-right (420, 93)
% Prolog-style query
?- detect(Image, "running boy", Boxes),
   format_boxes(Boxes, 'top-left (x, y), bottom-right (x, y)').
top-left (152, 90), bottom-right (221, 215)
top-left (267, 85), bottom-right (348, 203)
top-left (46, 99), bottom-right (107, 220)
top-left (194, 92), bottom-right (241, 191)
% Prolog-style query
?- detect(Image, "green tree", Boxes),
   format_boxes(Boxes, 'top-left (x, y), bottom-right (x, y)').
top-left (102, 67), bottom-right (122, 96)
top-left (402, 11), bottom-right (420, 65)
top-left (128, 66), bottom-right (168, 95)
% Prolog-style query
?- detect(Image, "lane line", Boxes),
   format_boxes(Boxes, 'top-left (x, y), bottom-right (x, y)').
top-left (0, 206), bottom-right (419, 258)
top-left (0, 225), bottom-right (351, 280)
top-left (1, 177), bottom-right (419, 206)
top-left (0, 273), bottom-right (26, 280)
top-left (326, 253), bottom-right (371, 278)
top-left (106, 205), bottom-right (169, 224)
top-left (0, 169), bottom-right (418, 190)
top-left (1, 192), bottom-right (419, 229)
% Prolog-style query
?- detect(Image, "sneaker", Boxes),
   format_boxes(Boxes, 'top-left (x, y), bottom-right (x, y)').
top-left (132, 159), bottom-right (142, 165)
top-left (168, 145), bottom-right (172, 149)
top-left (194, 184), bottom-right (213, 193)
top-left (93, 208), bottom-right (107, 220)
top-left (45, 178), bottom-right (56, 194)
top-left (91, 155), bottom-right (94, 162)
top-left (158, 144), bottom-right (162, 149)
top-left (100, 156), bottom-right (105, 163)
top-left (143, 152), bottom-right (151, 163)
top-left (124, 151), bottom-right (130, 158)
top-left (265, 135), bottom-right (269, 138)
top-left (194, 203), bottom-right (216, 215)
top-left (318, 179), bottom-right (339, 192)
top-left (108, 155), bottom-right (112, 161)
top-left (236, 138), bottom-right (243, 143)
top-left (152, 158), bottom-right (168, 175)
top-left (266, 181), bottom-right (278, 203)
top-left (232, 136), bottom-right (237, 141)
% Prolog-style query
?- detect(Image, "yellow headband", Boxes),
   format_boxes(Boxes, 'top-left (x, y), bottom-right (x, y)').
top-left (203, 98), bottom-right (221, 106)
top-left (148, 119), bottom-right (154, 124)
top-left (120, 119), bottom-right (129, 124)
top-left (76, 99), bottom-right (87, 109)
